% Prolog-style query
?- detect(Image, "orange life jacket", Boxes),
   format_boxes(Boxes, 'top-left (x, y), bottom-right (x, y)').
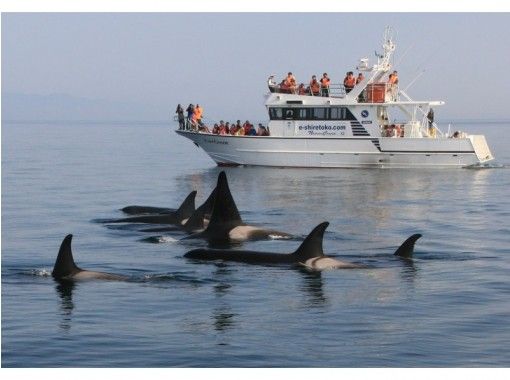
top-left (320, 77), bottom-right (330, 87)
top-left (344, 76), bottom-right (356, 87)
top-left (194, 107), bottom-right (202, 120)
top-left (310, 80), bottom-right (320, 93)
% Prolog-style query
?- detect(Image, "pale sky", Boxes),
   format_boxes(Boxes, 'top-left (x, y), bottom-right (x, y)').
top-left (2, 13), bottom-right (510, 122)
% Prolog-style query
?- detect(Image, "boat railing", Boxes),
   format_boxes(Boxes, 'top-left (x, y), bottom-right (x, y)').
top-left (268, 82), bottom-right (347, 98)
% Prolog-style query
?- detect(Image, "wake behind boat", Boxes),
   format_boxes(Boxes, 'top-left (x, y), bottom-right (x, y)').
top-left (175, 28), bottom-right (494, 169)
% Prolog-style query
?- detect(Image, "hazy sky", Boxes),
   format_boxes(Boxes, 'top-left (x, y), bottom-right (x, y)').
top-left (2, 13), bottom-right (510, 121)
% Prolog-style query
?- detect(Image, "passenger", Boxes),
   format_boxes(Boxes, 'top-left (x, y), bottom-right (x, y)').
top-left (222, 122), bottom-right (230, 135)
top-left (198, 122), bottom-right (210, 133)
top-left (388, 70), bottom-right (399, 85)
top-left (285, 72), bottom-right (297, 94)
top-left (186, 104), bottom-right (195, 126)
top-left (297, 83), bottom-right (307, 95)
top-left (309, 75), bottom-right (320, 96)
top-left (427, 108), bottom-right (435, 137)
top-left (243, 120), bottom-right (252, 135)
top-left (229, 122), bottom-right (237, 135)
top-left (387, 71), bottom-right (399, 101)
top-left (212, 123), bottom-right (219, 134)
top-left (268, 75), bottom-right (278, 93)
top-left (194, 104), bottom-right (203, 124)
top-left (279, 79), bottom-right (291, 94)
top-left (320, 73), bottom-right (330, 97)
top-left (356, 73), bottom-right (366, 102)
top-left (175, 104), bottom-right (185, 130)
top-left (394, 124), bottom-right (401, 137)
top-left (343, 71), bottom-right (356, 94)
top-left (247, 124), bottom-right (257, 136)
top-left (356, 73), bottom-right (365, 85)
top-left (235, 125), bottom-right (245, 136)
top-left (257, 123), bottom-right (269, 136)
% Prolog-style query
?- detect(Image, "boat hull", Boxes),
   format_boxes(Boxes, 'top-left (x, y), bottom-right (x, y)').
top-left (175, 131), bottom-right (493, 168)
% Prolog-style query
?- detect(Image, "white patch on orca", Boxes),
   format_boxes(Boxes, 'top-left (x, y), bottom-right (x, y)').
top-left (300, 257), bottom-right (361, 270)
top-left (180, 218), bottom-right (189, 225)
top-left (65, 270), bottom-right (126, 281)
top-left (228, 226), bottom-right (266, 241)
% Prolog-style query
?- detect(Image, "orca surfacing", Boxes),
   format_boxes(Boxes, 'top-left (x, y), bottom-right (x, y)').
top-left (185, 222), bottom-right (422, 269)
top-left (186, 171), bottom-right (290, 244)
top-left (52, 235), bottom-right (127, 281)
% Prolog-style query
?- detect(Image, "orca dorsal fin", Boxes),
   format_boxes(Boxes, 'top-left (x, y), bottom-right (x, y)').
top-left (394, 234), bottom-right (422, 258)
top-left (52, 234), bottom-right (82, 279)
top-left (205, 172), bottom-right (243, 234)
top-left (183, 207), bottom-right (205, 233)
top-left (175, 190), bottom-right (197, 220)
top-left (196, 186), bottom-right (217, 218)
top-left (292, 222), bottom-right (329, 261)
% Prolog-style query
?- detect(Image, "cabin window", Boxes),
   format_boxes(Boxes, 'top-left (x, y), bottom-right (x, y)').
top-left (268, 107), bottom-right (355, 121)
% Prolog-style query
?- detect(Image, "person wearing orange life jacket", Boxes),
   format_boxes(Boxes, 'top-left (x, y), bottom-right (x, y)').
top-left (387, 71), bottom-right (399, 101)
top-left (284, 72), bottom-right (297, 94)
top-left (194, 104), bottom-right (203, 124)
top-left (297, 83), bottom-right (307, 95)
top-left (320, 73), bottom-right (330, 97)
top-left (309, 75), bottom-right (320, 96)
top-left (343, 71), bottom-right (356, 94)
top-left (388, 70), bottom-right (399, 85)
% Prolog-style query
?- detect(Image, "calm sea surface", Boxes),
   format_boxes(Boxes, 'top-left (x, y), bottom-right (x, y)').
top-left (2, 121), bottom-right (509, 367)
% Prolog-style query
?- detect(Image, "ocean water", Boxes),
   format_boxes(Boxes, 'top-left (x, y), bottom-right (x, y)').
top-left (2, 121), bottom-right (509, 367)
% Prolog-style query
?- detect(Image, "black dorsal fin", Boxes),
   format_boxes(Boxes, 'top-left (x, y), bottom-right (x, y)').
top-left (175, 190), bottom-right (197, 220)
top-left (52, 234), bottom-right (82, 279)
top-left (394, 234), bottom-right (422, 258)
top-left (196, 186), bottom-right (217, 218)
top-left (292, 222), bottom-right (329, 261)
top-left (205, 172), bottom-right (243, 234)
top-left (183, 207), bottom-right (205, 233)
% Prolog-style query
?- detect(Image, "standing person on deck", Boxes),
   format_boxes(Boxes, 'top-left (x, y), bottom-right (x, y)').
top-left (175, 104), bottom-right (185, 130)
top-left (343, 71), bottom-right (356, 94)
top-left (194, 104), bottom-right (203, 125)
top-left (320, 73), bottom-right (330, 97)
top-left (310, 75), bottom-right (320, 96)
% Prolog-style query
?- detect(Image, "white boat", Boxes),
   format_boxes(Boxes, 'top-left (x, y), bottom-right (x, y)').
top-left (175, 28), bottom-right (494, 168)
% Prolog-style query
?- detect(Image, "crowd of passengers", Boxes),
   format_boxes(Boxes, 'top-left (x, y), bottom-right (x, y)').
top-left (175, 103), bottom-right (270, 136)
top-left (268, 70), bottom-right (399, 97)
top-left (382, 124), bottom-right (405, 138)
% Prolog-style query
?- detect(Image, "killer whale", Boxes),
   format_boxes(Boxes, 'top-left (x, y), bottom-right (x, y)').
top-left (121, 186), bottom-right (217, 220)
top-left (101, 190), bottom-right (197, 225)
top-left (186, 171), bottom-right (290, 244)
top-left (52, 235), bottom-right (127, 281)
top-left (121, 205), bottom-right (174, 215)
top-left (185, 222), bottom-right (422, 269)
